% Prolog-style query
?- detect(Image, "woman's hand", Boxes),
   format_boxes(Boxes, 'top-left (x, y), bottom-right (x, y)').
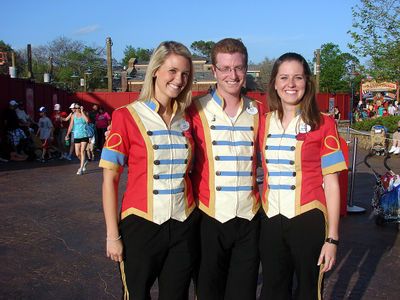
top-left (317, 242), bottom-right (337, 273)
top-left (106, 239), bottom-right (123, 262)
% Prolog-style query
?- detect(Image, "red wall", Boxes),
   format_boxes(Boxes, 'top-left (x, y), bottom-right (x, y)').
top-left (0, 75), bottom-right (72, 120)
top-left (1, 75), bottom-right (350, 120)
top-left (72, 91), bottom-right (209, 113)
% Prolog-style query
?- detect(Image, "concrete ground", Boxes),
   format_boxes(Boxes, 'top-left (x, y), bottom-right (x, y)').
top-left (0, 147), bottom-right (399, 299)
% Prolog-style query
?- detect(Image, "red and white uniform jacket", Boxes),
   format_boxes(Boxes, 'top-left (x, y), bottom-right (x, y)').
top-left (99, 99), bottom-right (196, 225)
top-left (259, 111), bottom-right (347, 219)
top-left (188, 91), bottom-right (260, 223)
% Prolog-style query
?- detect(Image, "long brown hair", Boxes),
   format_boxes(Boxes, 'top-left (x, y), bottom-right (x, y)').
top-left (268, 52), bottom-right (321, 130)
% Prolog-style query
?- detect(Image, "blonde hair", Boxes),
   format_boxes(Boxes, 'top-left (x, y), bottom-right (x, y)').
top-left (138, 41), bottom-right (193, 112)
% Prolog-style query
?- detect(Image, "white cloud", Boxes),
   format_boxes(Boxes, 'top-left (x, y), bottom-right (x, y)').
top-left (74, 25), bottom-right (101, 35)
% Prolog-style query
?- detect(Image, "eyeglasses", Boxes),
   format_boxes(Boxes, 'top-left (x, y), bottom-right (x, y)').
top-left (215, 65), bottom-right (247, 74)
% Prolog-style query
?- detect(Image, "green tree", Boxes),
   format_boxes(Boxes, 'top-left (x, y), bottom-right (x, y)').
top-left (253, 57), bottom-right (275, 91)
top-left (348, 0), bottom-right (400, 81)
top-left (33, 37), bottom-right (106, 91)
top-left (318, 43), bottom-right (359, 93)
top-left (0, 40), bottom-right (14, 75)
top-left (190, 40), bottom-right (215, 59)
top-left (0, 40), bottom-right (25, 77)
top-left (4, 37), bottom-right (107, 91)
top-left (121, 46), bottom-right (153, 67)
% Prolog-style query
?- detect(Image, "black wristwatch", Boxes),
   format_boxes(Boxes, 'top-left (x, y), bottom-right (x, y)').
top-left (325, 237), bottom-right (339, 245)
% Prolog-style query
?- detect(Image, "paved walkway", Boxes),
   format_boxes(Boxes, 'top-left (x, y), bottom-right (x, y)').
top-left (0, 148), bottom-right (399, 299)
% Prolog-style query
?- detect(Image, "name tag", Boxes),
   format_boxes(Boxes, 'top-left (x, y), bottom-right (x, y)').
top-left (246, 106), bottom-right (258, 115)
top-left (180, 120), bottom-right (190, 131)
top-left (299, 123), bottom-right (311, 133)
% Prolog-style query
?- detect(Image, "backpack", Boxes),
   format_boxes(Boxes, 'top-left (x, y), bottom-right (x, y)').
top-left (85, 123), bottom-right (95, 138)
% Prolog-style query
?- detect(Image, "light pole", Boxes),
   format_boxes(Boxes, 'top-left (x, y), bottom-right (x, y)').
top-left (71, 72), bottom-right (79, 92)
top-left (83, 68), bottom-right (92, 92)
top-left (349, 64), bottom-right (356, 126)
top-left (314, 49), bottom-right (320, 93)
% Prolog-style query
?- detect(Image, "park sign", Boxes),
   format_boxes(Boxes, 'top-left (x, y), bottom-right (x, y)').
top-left (362, 81), bottom-right (397, 93)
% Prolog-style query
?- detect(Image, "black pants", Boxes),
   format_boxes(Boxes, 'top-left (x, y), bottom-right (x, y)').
top-left (259, 209), bottom-right (326, 300)
top-left (119, 210), bottom-right (200, 300)
top-left (96, 127), bottom-right (106, 149)
top-left (197, 212), bottom-right (260, 300)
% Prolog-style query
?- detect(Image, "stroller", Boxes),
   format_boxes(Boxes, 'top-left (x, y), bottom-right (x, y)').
top-left (364, 154), bottom-right (400, 228)
top-left (369, 125), bottom-right (387, 156)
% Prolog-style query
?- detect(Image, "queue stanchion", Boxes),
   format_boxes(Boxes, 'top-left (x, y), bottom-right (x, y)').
top-left (347, 136), bottom-right (366, 213)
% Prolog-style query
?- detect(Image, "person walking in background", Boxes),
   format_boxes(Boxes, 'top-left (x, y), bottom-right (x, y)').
top-left (36, 106), bottom-right (53, 162)
top-left (15, 101), bottom-right (34, 136)
top-left (89, 104), bottom-right (99, 125)
top-left (388, 120), bottom-right (400, 155)
top-left (62, 103), bottom-right (77, 161)
top-left (66, 104), bottom-right (89, 175)
top-left (100, 41), bottom-right (199, 300)
top-left (51, 103), bottom-right (69, 159)
top-left (95, 106), bottom-right (111, 149)
top-left (333, 106), bottom-right (341, 125)
top-left (89, 104), bottom-right (100, 149)
top-left (188, 38), bottom-right (260, 300)
top-left (4, 100), bottom-right (28, 161)
top-left (258, 52), bottom-right (347, 299)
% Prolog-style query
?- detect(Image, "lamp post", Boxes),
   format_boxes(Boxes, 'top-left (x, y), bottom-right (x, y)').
top-left (349, 64), bottom-right (356, 126)
top-left (83, 68), bottom-right (92, 92)
top-left (71, 72), bottom-right (79, 92)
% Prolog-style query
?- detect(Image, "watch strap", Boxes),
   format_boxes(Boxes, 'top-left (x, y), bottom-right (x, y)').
top-left (325, 237), bottom-right (339, 245)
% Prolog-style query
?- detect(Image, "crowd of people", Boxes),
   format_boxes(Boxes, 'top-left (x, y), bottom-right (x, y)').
top-left (1, 100), bottom-right (111, 175)
top-left (100, 39), bottom-right (347, 300)
top-left (354, 95), bottom-right (400, 122)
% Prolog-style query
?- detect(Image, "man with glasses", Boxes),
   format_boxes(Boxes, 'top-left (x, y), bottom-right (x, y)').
top-left (188, 38), bottom-right (260, 300)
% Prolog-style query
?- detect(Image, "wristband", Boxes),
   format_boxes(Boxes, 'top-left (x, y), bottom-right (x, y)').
top-left (325, 237), bottom-right (339, 245)
top-left (106, 235), bottom-right (121, 242)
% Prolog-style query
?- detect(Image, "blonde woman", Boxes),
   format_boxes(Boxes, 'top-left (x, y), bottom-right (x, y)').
top-left (100, 41), bottom-right (199, 299)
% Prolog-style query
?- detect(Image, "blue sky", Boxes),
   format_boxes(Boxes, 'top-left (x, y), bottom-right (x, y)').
top-left (2, 0), bottom-right (360, 64)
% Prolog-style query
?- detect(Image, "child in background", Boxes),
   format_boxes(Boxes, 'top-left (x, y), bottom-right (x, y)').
top-left (86, 131), bottom-right (96, 161)
top-left (36, 106), bottom-right (53, 162)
